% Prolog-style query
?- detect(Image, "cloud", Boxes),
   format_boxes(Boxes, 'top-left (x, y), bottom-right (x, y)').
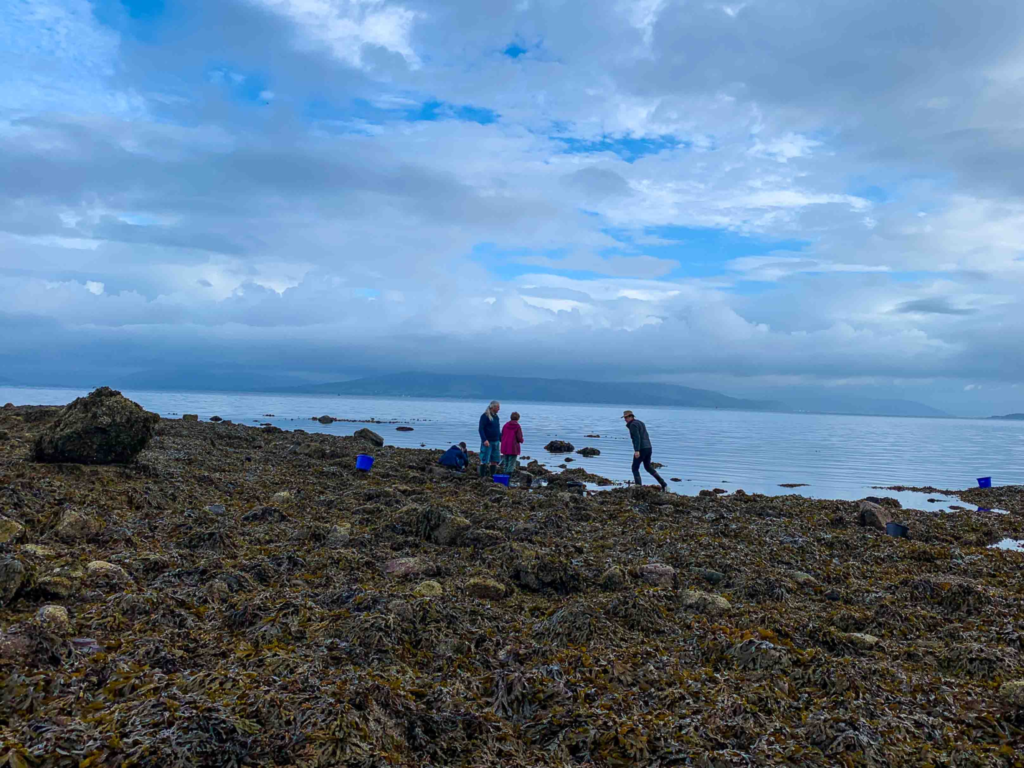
top-left (894, 297), bottom-right (977, 316)
top-left (246, 0), bottom-right (423, 70)
top-left (2, 0), bottom-right (1024, 414)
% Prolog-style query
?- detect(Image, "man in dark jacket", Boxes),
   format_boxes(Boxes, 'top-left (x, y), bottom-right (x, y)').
top-left (622, 410), bottom-right (667, 490)
top-left (439, 442), bottom-right (469, 471)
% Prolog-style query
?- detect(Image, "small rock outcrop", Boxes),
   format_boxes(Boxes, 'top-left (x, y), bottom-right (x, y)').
top-left (680, 589), bottom-right (731, 616)
top-left (354, 428), bottom-right (384, 447)
top-left (577, 447), bottom-right (601, 457)
top-left (599, 566), bottom-right (627, 591)
top-left (858, 500), bottom-right (891, 530)
top-left (396, 426), bottom-right (414, 432)
top-left (840, 632), bottom-right (880, 650)
top-left (317, 415), bottom-right (336, 424)
top-left (544, 440), bottom-right (575, 453)
top-left (0, 516), bottom-right (25, 545)
top-left (0, 557), bottom-right (26, 607)
top-left (36, 605), bottom-right (72, 635)
top-left (85, 560), bottom-right (130, 586)
top-left (384, 557), bottom-right (437, 579)
top-left (326, 523), bottom-right (352, 548)
top-left (52, 507), bottom-right (102, 542)
top-left (466, 577), bottom-right (506, 600)
top-left (639, 563), bottom-right (677, 588)
top-left (182, 414), bottom-right (199, 422)
top-left (33, 387), bottom-right (159, 465)
top-left (1000, 680), bottom-right (1024, 707)
top-left (413, 580), bottom-right (443, 597)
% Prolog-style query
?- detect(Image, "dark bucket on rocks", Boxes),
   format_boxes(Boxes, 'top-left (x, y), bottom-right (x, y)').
top-left (886, 522), bottom-right (909, 538)
top-left (977, 477), bottom-right (992, 488)
top-left (492, 474), bottom-right (510, 486)
top-left (356, 454), bottom-right (374, 472)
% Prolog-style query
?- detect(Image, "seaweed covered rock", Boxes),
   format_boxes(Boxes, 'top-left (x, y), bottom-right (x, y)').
top-left (326, 523), bottom-right (351, 548)
top-left (512, 550), bottom-right (582, 594)
top-left (1001, 680), bottom-right (1024, 707)
top-left (384, 557), bottom-right (437, 579)
top-left (0, 515), bottom-right (24, 545)
top-left (680, 589), bottom-right (731, 615)
top-left (354, 428), bottom-right (384, 447)
top-left (418, 506), bottom-right (471, 546)
top-left (52, 507), bottom-right (102, 542)
top-left (599, 566), bottom-right (627, 591)
top-left (466, 577), bottom-right (506, 600)
top-left (35, 605), bottom-right (72, 635)
top-left (85, 560), bottom-right (129, 586)
top-left (544, 440), bottom-right (574, 453)
top-left (413, 580), bottom-right (443, 597)
top-left (33, 387), bottom-right (159, 465)
top-left (182, 414), bottom-right (199, 422)
top-left (0, 557), bottom-right (26, 606)
top-left (639, 563), bottom-right (677, 588)
top-left (577, 447), bottom-right (601, 457)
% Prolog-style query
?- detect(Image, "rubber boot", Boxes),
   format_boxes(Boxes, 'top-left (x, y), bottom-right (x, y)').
top-left (478, 463), bottom-right (487, 478)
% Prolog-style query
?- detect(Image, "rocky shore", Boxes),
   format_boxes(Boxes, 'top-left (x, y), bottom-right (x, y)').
top-left (2, 397), bottom-right (1024, 766)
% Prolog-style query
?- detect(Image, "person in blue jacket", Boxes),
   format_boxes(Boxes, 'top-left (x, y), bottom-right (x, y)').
top-left (478, 400), bottom-right (501, 477)
top-left (439, 442), bottom-right (469, 471)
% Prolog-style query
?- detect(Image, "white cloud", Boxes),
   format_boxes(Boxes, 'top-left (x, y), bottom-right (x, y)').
top-left (247, 0), bottom-right (423, 70)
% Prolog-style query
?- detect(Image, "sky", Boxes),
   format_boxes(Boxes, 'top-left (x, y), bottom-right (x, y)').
top-left (1, 0), bottom-right (1023, 416)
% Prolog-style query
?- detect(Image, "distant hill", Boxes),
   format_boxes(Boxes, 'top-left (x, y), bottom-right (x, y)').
top-left (778, 395), bottom-right (948, 418)
top-left (283, 372), bottom-right (777, 411)
top-left (111, 368), bottom-right (320, 393)
top-left (991, 413), bottom-right (1024, 421)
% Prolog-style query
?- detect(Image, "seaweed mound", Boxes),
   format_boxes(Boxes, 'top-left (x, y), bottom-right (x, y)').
top-left (33, 387), bottom-right (159, 465)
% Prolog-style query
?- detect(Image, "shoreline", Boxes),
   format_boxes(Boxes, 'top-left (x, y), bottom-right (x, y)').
top-left (2, 404), bottom-right (1024, 765)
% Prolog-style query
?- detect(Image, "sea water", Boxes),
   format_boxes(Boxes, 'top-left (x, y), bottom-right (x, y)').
top-left (3, 386), bottom-right (1022, 509)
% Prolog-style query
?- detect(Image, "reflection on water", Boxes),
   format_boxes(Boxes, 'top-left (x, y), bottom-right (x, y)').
top-left (3, 386), bottom-right (1023, 505)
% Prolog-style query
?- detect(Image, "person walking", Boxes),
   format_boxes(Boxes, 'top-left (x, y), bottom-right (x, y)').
top-left (478, 400), bottom-right (502, 477)
top-left (499, 411), bottom-right (524, 474)
top-left (622, 410), bottom-right (667, 490)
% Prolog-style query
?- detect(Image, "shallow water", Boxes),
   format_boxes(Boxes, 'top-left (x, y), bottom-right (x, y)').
top-left (4, 386), bottom-right (1023, 506)
top-left (991, 538), bottom-right (1024, 552)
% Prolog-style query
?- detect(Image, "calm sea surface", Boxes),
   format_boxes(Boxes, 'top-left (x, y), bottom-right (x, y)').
top-left (3, 386), bottom-right (1022, 509)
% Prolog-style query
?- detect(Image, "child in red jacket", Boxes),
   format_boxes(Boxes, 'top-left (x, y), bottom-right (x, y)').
top-left (499, 412), bottom-right (523, 474)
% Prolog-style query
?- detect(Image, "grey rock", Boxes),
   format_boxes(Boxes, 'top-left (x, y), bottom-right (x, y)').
top-left (354, 428), bottom-right (384, 447)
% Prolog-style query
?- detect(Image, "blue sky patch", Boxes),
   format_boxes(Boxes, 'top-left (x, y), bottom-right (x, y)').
top-left (309, 97), bottom-right (498, 128)
top-left (607, 226), bottom-right (811, 278)
top-left (93, 0), bottom-right (166, 39)
top-left (556, 134), bottom-right (684, 162)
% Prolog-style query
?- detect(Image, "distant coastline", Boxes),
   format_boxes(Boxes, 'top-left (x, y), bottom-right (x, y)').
top-left (0, 373), bottom-right (961, 420)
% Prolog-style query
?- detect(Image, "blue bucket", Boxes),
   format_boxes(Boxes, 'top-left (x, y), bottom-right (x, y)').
top-left (977, 477), bottom-right (992, 488)
top-left (886, 522), bottom-right (909, 538)
top-left (492, 474), bottom-right (510, 486)
top-left (356, 454), bottom-right (374, 472)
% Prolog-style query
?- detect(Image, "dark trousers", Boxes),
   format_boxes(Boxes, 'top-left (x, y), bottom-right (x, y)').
top-left (632, 448), bottom-right (666, 487)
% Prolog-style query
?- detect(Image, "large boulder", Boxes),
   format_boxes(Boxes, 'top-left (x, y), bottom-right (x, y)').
top-left (577, 447), bottom-right (601, 457)
top-left (354, 428), bottom-right (384, 447)
top-left (33, 387), bottom-right (159, 465)
top-left (858, 501), bottom-right (891, 531)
